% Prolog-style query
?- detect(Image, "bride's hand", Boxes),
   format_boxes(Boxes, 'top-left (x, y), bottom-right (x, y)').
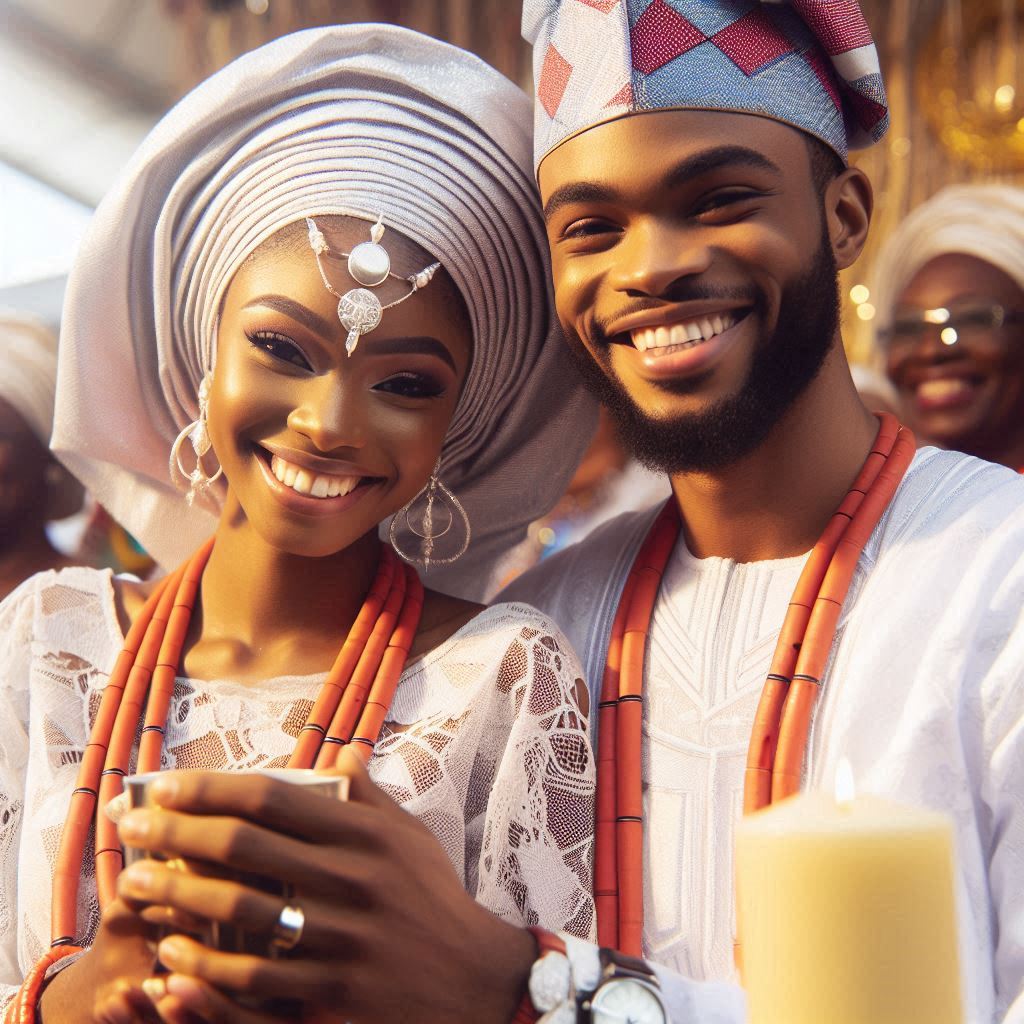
top-left (115, 754), bottom-right (535, 1024)
top-left (38, 898), bottom-right (159, 1024)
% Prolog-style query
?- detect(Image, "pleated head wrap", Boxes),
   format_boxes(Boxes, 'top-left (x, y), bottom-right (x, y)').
top-left (871, 184), bottom-right (1024, 347)
top-left (54, 24), bottom-right (597, 599)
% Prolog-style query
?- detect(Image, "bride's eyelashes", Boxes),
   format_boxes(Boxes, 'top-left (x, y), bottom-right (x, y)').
top-left (246, 330), bottom-right (313, 371)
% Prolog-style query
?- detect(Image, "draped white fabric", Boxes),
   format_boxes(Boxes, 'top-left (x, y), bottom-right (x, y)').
top-left (0, 570), bottom-right (596, 1006)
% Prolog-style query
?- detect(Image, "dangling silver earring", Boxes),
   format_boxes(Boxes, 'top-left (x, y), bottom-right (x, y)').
top-left (389, 460), bottom-right (470, 568)
top-left (169, 374), bottom-right (223, 507)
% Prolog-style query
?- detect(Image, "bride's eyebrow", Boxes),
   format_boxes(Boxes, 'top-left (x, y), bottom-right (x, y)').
top-left (364, 336), bottom-right (457, 372)
top-left (242, 295), bottom-right (334, 340)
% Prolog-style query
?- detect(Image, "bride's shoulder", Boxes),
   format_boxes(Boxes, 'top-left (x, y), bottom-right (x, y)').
top-left (416, 590), bottom-right (576, 654)
top-left (410, 589), bottom-right (486, 660)
top-left (420, 595), bottom-right (586, 702)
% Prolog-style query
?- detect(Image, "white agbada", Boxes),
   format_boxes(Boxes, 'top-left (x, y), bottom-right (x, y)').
top-left (0, 576), bottom-right (596, 1008)
top-left (502, 447), bottom-right (1024, 1024)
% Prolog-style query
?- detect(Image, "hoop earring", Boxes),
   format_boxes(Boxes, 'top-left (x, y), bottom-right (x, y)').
top-left (389, 460), bottom-right (470, 568)
top-left (169, 374), bottom-right (223, 507)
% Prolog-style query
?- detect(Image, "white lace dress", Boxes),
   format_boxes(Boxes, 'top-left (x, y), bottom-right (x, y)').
top-left (0, 567), bottom-right (597, 1007)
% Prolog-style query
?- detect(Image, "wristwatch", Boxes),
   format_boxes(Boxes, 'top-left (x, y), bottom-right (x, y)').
top-left (578, 948), bottom-right (668, 1024)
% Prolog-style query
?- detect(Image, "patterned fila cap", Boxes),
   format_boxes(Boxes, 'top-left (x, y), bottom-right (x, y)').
top-left (524, 0), bottom-right (888, 171)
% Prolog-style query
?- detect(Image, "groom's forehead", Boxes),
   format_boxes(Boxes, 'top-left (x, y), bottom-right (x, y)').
top-left (537, 108), bottom-right (799, 205)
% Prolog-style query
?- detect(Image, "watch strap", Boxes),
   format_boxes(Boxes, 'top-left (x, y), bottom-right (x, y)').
top-left (597, 946), bottom-right (660, 986)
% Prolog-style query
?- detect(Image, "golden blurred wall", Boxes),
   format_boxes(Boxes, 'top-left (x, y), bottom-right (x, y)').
top-left (166, 0), bottom-right (529, 95)
top-left (846, 0), bottom-right (1024, 364)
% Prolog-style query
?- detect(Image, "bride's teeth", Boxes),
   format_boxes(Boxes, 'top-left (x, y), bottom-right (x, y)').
top-left (712, 315), bottom-right (724, 334)
top-left (267, 451), bottom-right (365, 499)
top-left (684, 322), bottom-right (700, 342)
top-left (700, 318), bottom-right (714, 340)
top-left (654, 326), bottom-right (669, 347)
top-left (669, 324), bottom-right (687, 346)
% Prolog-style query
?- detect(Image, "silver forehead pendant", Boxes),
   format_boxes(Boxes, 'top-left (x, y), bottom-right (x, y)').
top-left (347, 218), bottom-right (391, 287)
top-left (338, 288), bottom-right (383, 355)
top-left (305, 215), bottom-right (440, 356)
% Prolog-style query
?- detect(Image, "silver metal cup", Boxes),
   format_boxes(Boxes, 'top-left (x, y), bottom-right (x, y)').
top-left (121, 769), bottom-right (348, 955)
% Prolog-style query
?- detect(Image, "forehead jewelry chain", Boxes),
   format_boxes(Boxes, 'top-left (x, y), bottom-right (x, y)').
top-left (306, 216), bottom-right (440, 356)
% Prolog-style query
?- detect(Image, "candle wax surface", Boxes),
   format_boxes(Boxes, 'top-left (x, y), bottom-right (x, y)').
top-left (736, 789), bottom-right (963, 1024)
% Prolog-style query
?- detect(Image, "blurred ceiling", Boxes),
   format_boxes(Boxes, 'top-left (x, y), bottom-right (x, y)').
top-left (0, 0), bottom-right (178, 206)
top-left (0, 0), bottom-right (528, 209)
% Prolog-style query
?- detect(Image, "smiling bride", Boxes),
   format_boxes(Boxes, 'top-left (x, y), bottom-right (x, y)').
top-left (0, 24), bottom-right (597, 1024)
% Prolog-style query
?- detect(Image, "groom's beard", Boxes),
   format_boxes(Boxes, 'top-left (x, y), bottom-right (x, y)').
top-left (562, 232), bottom-right (841, 474)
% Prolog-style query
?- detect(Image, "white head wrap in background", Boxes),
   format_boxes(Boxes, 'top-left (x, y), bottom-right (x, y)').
top-left (55, 24), bottom-right (597, 600)
top-left (871, 183), bottom-right (1024, 345)
top-left (0, 311), bottom-right (61, 445)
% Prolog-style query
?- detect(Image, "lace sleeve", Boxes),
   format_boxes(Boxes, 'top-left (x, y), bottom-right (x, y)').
top-left (472, 616), bottom-right (596, 940)
top-left (0, 579), bottom-right (40, 1005)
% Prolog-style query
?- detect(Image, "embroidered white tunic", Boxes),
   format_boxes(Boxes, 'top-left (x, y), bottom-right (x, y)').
top-left (503, 447), bottom-right (1024, 1024)
top-left (0, 574), bottom-right (596, 1007)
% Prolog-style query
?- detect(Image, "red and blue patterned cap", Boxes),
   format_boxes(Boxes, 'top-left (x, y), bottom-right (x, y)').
top-left (525, 0), bottom-right (888, 171)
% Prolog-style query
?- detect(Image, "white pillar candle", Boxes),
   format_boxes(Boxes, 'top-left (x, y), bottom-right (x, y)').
top-left (735, 778), bottom-right (963, 1024)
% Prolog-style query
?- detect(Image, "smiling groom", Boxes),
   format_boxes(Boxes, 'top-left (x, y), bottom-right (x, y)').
top-left (502, 1), bottom-right (1024, 1021)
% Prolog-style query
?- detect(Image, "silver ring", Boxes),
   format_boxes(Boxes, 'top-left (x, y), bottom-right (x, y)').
top-left (270, 903), bottom-right (305, 951)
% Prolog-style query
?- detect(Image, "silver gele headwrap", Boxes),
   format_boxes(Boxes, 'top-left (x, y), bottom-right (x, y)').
top-left (54, 24), bottom-right (597, 600)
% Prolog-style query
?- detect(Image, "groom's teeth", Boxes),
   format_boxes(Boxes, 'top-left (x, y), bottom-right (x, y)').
top-left (630, 312), bottom-right (738, 352)
top-left (269, 454), bottom-right (361, 500)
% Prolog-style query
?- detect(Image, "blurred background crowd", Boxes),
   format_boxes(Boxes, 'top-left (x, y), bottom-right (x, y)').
top-left (3, 0), bottom-right (1024, 595)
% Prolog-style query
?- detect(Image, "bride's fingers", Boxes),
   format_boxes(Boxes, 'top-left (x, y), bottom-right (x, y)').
top-left (139, 903), bottom-right (210, 935)
top-left (119, 860), bottom-right (363, 953)
top-left (95, 977), bottom-right (159, 1024)
top-left (154, 974), bottom-right (284, 1024)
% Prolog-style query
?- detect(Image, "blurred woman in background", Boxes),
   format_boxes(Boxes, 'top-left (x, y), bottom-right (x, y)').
top-left (0, 312), bottom-right (84, 600)
top-left (874, 184), bottom-right (1024, 470)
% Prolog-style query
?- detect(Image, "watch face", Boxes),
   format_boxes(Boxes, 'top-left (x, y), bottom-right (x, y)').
top-left (590, 978), bottom-right (667, 1024)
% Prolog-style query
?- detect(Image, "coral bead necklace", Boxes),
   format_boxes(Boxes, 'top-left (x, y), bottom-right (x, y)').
top-left (6, 542), bottom-right (422, 1024)
top-left (594, 413), bottom-right (917, 956)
